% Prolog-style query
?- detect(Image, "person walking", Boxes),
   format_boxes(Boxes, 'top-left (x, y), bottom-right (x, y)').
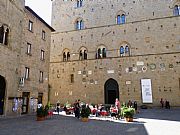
top-left (56, 102), bottom-right (60, 114)
top-left (160, 98), bottom-right (164, 108)
top-left (75, 99), bottom-right (80, 119)
top-left (133, 101), bottom-right (138, 113)
top-left (76, 99), bottom-right (80, 119)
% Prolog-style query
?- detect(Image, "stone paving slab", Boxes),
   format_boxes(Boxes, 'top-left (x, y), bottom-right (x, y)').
top-left (0, 108), bottom-right (180, 135)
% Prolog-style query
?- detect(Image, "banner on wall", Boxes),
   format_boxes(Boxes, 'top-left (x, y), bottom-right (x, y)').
top-left (141, 79), bottom-right (153, 103)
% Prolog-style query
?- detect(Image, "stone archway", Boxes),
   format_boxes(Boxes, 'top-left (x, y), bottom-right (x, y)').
top-left (0, 75), bottom-right (6, 115)
top-left (104, 78), bottom-right (119, 104)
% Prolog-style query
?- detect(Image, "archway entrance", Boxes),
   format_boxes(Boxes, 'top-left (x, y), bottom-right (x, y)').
top-left (0, 75), bottom-right (6, 115)
top-left (104, 78), bottom-right (119, 104)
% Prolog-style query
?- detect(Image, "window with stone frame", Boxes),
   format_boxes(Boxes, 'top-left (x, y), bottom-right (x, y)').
top-left (96, 46), bottom-right (107, 59)
top-left (42, 30), bottom-right (46, 40)
top-left (77, 0), bottom-right (83, 8)
top-left (174, 5), bottom-right (180, 16)
top-left (26, 43), bottom-right (32, 55)
top-left (79, 47), bottom-right (87, 60)
top-left (41, 50), bottom-right (45, 61)
top-left (0, 26), bottom-right (4, 44)
top-left (119, 43), bottom-right (130, 57)
top-left (117, 14), bottom-right (126, 24)
top-left (70, 74), bottom-right (74, 83)
top-left (39, 71), bottom-right (43, 83)
top-left (0, 25), bottom-right (9, 45)
top-left (28, 20), bottom-right (33, 31)
top-left (63, 49), bottom-right (70, 61)
top-left (63, 52), bottom-right (66, 61)
top-left (25, 67), bottom-right (30, 80)
top-left (75, 19), bottom-right (84, 30)
top-left (116, 10), bottom-right (126, 25)
top-left (67, 52), bottom-right (70, 61)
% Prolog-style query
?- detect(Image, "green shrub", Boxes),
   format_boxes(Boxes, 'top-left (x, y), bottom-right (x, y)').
top-left (122, 107), bottom-right (135, 118)
top-left (37, 106), bottom-right (45, 117)
top-left (81, 105), bottom-right (91, 118)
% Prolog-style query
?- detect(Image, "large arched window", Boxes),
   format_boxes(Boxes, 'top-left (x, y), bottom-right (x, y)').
top-left (62, 49), bottom-right (70, 61)
top-left (119, 42), bottom-right (130, 57)
top-left (79, 47), bottom-right (87, 60)
top-left (77, 0), bottom-right (83, 8)
top-left (96, 45), bottom-right (107, 59)
top-left (116, 11), bottom-right (126, 25)
top-left (174, 5), bottom-right (180, 16)
top-left (75, 18), bottom-right (84, 30)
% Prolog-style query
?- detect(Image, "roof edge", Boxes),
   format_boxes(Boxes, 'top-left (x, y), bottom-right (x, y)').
top-left (25, 6), bottom-right (55, 32)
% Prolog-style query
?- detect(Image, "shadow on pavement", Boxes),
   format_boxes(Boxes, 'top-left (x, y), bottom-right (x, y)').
top-left (135, 108), bottom-right (180, 122)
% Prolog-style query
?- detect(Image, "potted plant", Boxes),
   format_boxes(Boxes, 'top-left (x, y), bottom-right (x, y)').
top-left (122, 107), bottom-right (135, 122)
top-left (36, 106), bottom-right (45, 121)
top-left (80, 105), bottom-right (91, 122)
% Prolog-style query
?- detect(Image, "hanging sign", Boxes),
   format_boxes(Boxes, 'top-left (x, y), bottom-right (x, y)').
top-left (141, 79), bottom-right (153, 103)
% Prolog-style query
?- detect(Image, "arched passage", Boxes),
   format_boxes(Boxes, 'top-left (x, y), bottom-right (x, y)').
top-left (104, 78), bottom-right (119, 104)
top-left (0, 75), bottom-right (6, 115)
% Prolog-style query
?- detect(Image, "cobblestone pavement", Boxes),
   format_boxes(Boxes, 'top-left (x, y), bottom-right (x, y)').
top-left (0, 108), bottom-right (180, 135)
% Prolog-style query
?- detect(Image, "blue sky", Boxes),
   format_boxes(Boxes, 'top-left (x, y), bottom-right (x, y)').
top-left (25, 0), bottom-right (52, 25)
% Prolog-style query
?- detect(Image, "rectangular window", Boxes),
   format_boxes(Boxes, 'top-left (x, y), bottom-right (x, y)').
top-left (179, 78), bottom-right (180, 91)
top-left (42, 30), bottom-right (45, 40)
top-left (70, 74), bottom-right (74, 83)
top-left (28, 20), bottom-right (33, 31)
top-left (41, 50), bottom-right (45, 60)
top-left (39, 71), bottom-right (43, 83)
top-left (27, 43), bottom-right (31, 55)
top-left (25, 67), bottom-right (30, 80)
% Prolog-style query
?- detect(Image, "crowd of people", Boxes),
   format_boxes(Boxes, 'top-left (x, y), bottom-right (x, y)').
top-left (55, 98), bottom-right (140, 119)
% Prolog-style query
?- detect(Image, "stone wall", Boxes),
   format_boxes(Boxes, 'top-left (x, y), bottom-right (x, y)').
top-left (50, 0), bottom-right (180, 106)
top-left (0, 0), bottom-right (24, 116)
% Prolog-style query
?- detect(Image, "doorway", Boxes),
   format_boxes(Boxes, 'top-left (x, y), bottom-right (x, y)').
top-left (22, 92), bottom-right (30, 114)
top-left (104, 78), bottom-right (119, 104)
top-left (38, 93), bottom-right (43, 104)
top-left (0, 75), bottom-right (6, 115)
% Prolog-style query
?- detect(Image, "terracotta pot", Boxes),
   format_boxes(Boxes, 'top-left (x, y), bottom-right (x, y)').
top-left (125, 117), bottom-right (133, 122)
top-left (81, 117), bottom-right (89, 122)
top-left (37, 116), bottom-right (45, 121)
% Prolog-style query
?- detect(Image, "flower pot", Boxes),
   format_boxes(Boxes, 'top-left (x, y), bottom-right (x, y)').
top-left (125, 117), bottom-right (133, 122)
top-left (81, 117), bottom-right (89, 122)
top-left (37, 116), bottom-right (45, 121)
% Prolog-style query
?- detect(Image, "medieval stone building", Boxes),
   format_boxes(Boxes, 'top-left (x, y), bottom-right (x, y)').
top-left (0, 0), bottom-right (54, 116)
top-left (50, 0), bottom-right (180, 106)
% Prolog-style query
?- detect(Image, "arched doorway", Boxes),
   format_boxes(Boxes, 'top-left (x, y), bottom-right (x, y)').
top-left (104, 78), bottom-right (119, 104)
top-left (0, 75), bottom-right (6, 115)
